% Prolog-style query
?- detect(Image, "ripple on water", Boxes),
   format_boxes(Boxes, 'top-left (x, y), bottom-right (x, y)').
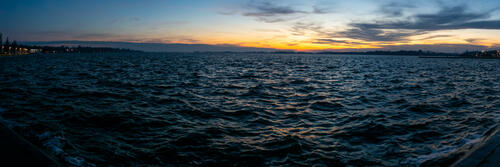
top-left (309, 101), bottom-right (345, 112)
top-left (0, 53), bottom-right (498, 166)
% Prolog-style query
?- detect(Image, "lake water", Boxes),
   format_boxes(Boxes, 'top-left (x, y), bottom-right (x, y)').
top-left (0, 53), bottom-right (499, 166)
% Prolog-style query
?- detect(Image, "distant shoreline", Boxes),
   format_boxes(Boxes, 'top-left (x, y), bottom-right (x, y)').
top-left (0, 53), bottom-right (32, 56)
top-left (419, 56), bottom-right (500, 59)
top-left (2, 52), bottom-right (499, 60)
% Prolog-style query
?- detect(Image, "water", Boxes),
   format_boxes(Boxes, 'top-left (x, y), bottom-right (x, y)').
top-left (0, 53), bottom-right (499, 166)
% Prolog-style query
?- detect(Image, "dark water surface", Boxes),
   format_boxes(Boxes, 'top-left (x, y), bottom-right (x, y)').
top-left (0, 53), bottom-right (499, 166)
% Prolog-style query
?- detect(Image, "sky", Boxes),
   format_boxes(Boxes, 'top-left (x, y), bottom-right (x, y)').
top-left (1, 0), bottom-right (500, 52)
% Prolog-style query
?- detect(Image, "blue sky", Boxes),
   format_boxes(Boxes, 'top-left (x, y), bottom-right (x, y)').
top-left (1, 0), bottom-right (500, 52)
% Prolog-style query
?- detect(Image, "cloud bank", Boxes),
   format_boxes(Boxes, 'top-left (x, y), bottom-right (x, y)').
top-left (239, 0), bottom-right (500, 50)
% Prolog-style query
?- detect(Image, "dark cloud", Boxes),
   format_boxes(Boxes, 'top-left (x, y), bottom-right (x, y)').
top-left (178, 38), bottom-right (200, 43)
top-left (465, 38), bottom-right (483, 43)
top-left (243, 0), bottom-right (335, 23)
top-left (372, 6), bottom-right (493, 30)
top-left (218, 10), bottom-right (238, 15)
top-left (10, 31), bottom-right (122, 41)
top-left (74, 33), bottom-right (119, 39)
top-left (338, 26), bottom-right (422, 41)
top-left (28, 30), bottom-right (70, 36)
top-left (379, 44), bottom-right (492, 52)
top-left (336, 5), bottom-right (500, 42)
top-left (319, 44), bottom-right (491, 53)
top-left (244, 1), bottom-right (303, 16)
top-left (251, 17), bottom-right (288, 23)
top-left (419, 35), bottom-right (452, 40)
top-left (312, 5), bottom-right (332, 14)
top-left (314, 39), bottom-right (350, 44)
top-left (313, 38), bottom-right (365, 45)
top-left (243, 1), bottom-right (305, 22)
top-left (290, 22), bottom-right (326, 36)
top-left (378, 2), bottom-right (416, 17)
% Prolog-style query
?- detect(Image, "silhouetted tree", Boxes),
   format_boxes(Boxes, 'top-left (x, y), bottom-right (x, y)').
top-left (12, 40), bottom-right (18, 54)
top-left (0, 33), bottom-right (3, 54)
top-left (5, 37), bottom-right (9, 54)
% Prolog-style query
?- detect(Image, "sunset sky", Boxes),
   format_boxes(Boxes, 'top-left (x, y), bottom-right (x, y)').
top-left (2, 0), bottom-right (500, 52)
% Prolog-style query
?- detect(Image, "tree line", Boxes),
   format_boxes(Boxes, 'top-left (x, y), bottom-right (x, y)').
top-left (0, 32), bottom-right (27, 55)
top-left (0, 32), bottom-right (141, 55)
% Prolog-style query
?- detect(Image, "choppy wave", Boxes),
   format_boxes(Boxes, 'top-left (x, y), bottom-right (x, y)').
top-left (0, 53), bottom-right (499, 166)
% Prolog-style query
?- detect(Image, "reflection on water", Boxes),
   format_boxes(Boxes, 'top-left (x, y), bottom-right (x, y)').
top-left (0, 53), bottom-right (499, 166)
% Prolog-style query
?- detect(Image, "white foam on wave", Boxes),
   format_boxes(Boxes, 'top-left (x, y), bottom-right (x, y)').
top-left (65, 156), bottom-right (86, 166)
top-left (0, 107), bottom-right (93, 166)
top-left (37, 131), bottom-right (95, 167)
top-left (405, 126), bottom-right (492, 165)
top-left (38, 132), bottom-right (65, 155)
top-left (407, 145), bottom-right (456, 164)
top-left (420, 90), bottom-right (500, 164)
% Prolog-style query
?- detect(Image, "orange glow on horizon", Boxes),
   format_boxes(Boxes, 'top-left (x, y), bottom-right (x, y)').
top-left (153, 29), bottom-right (500, 51)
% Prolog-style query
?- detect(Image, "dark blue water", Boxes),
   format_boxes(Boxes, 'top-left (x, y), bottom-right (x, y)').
top-left (0, 53), bottom-right (499, 166)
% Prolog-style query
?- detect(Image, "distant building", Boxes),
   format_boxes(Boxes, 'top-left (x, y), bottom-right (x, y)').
top-left (461, 50), bottom-right (500, 58)
top-left (30, 49), bottom-right (42, 53)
